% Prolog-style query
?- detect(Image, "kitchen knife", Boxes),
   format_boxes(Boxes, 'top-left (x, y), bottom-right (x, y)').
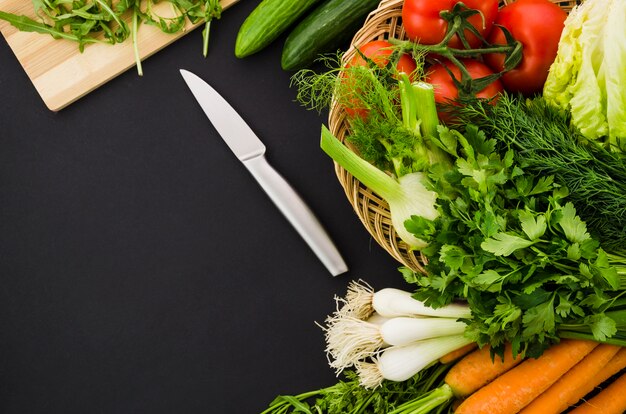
top-left (180, 69), bottom-right (348, 276)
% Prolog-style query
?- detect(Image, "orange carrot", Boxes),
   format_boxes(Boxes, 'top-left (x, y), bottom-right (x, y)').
top-left (573, 347), bottom-right (626, 401)
top-left (455, 339), bottom-right (598, 414)
top-left (439, 342), bottom-right (478, 365)
top-left (569, 371), bottom-right (626, 414)
top-left (445, 342), bottom-right (524, 397)
top-left (519, 344), bottom-right (621, 414)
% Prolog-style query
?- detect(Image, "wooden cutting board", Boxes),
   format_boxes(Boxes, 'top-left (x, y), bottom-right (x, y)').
top-left (0, 0), bottom-right (240, 111)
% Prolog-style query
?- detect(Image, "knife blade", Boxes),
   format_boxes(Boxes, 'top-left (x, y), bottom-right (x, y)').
top-left (180, 69), bottom-right (348, 276)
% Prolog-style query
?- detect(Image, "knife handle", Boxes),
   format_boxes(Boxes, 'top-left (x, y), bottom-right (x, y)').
top-left (243, 155), bottom-right (348, 276)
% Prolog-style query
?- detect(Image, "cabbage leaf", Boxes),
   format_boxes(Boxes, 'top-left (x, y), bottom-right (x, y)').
top-left (543, 0), bottom-right (626, 153)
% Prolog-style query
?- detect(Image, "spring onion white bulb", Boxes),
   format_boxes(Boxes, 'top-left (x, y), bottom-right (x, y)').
top-left (373, 288), bottom-right (471, 318)
top-left (343, 280), bottom-right (471, 320)
top-left (365, 312), bottom-right (391, 326)
top-left (380, 317), bottom-right (466, 344)
top-left (357, 335), bottom-right (474, 389)
top-left (323, 314), bottom-right (467, 373)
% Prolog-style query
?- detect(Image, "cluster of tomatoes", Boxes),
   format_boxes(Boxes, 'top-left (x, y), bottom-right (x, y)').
top-left (348, 0), bottom-right (568, 116)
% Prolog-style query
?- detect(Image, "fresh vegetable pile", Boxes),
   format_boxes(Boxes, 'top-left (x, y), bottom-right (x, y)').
top-left (265, 0), bottom-right (626, 412)
top-left (0, 0), bottom-right (223, 75)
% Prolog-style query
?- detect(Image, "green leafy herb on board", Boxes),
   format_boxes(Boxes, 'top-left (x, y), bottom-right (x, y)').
top-left (0, 0), bottom-right (223, 75)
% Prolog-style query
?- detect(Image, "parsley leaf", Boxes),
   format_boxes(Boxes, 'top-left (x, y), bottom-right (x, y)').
top-left (586, 314), bottom-right (617, 342)
top-left (481, 233), bottom-right (535, 256)
top-left (558, 202), bottom-right (591, 243)
top-left (519, 210), bottom-right (547, 241)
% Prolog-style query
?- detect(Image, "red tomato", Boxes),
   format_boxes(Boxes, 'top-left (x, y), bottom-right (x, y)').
top-left (484, 0), bottom-right (567, 95)
top-left (426, 59), bottom-right (504, 120)
top-left (348, 40), bottom-right (417, 74)
top-left (343, 40), bottom-right (418, 118)
top-left (402, 0), bottom-right (499, 49)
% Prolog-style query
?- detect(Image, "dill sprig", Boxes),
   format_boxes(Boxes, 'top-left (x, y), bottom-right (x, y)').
top-left (455, 95), bottom-right (626, 252)
top-left (290, 54), bottom-right (345, 113)
top-left (291, 51), bottom-right (444, 178)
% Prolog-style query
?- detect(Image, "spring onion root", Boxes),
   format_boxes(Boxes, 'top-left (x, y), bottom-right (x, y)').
top-left (322, 280), bottom-right (472, 375)
top-left (324, 315), bottom-right (467, 372)
top-left (324, 316), bottom-right (384, 373)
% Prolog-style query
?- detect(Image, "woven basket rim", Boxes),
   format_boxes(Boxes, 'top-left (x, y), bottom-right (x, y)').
top-left (328, 0), bottom-right (578, 273)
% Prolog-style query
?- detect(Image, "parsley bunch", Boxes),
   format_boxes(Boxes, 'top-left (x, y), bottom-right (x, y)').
top-left (403, 124), bottom-right (626, 358)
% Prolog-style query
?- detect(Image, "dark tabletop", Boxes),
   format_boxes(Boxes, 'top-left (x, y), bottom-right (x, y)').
top-left (0, 2), bottom-right (405, 412)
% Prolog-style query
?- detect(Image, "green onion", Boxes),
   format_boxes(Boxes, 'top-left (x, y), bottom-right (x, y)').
top-left (357, 335), bottom-right (473, 388)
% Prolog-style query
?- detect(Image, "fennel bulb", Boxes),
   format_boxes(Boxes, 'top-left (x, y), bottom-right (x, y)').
top-left (318, 69), bottom-right (451, 250)
top-left (321, 125), bottom-right (440, 249)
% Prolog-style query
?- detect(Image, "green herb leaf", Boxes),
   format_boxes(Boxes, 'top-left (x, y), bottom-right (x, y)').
top-left (481, 233), bottom-right (535, 256)
top-left (558, 202), bottom-right (591, 243)
top-left (439, 245), bottom-right (467, 271)
top-left (522, 297), bottom-right (556, 339)
top-left (519, 210), bottom-right (547, 241)
top-left (473, 270), bottom-right (505, 292)
top-left (587, 314), bottom-right (617, 342)
top-left (529, 176), bottom-right (554, 195)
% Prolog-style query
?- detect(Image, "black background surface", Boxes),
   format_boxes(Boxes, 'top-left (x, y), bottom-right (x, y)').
top-left (0, 2), bottom-right (406, 412)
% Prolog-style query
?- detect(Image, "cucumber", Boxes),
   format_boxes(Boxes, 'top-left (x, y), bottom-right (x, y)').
top-left (235, 0), bottom-right (322, 58)
top-left (281, 0), bottom-right (381, 71)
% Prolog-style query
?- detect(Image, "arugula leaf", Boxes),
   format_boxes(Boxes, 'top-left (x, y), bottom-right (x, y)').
top-left (0, 0), bottom-right (224, 73)
top-left (0, 11), bottom-right (90, 42)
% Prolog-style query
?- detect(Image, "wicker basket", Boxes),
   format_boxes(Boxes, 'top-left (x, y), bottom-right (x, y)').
top-left (328, 0), bottom-right (578, 273)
